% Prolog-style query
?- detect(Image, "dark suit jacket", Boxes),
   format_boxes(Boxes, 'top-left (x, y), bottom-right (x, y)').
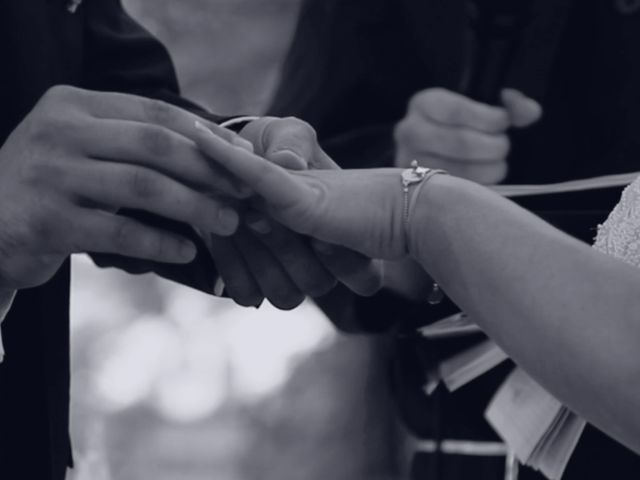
top-left (0, 2), bottom-right (221, 479)
top-left (270, 0), bottom-right (640, 478)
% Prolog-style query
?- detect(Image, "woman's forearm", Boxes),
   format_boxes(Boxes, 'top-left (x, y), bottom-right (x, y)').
top-left (408, 174), bottom-right (640, 452)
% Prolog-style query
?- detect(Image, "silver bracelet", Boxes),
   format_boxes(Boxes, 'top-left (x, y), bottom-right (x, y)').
top-left (401, 160), bottom-right (447, 305)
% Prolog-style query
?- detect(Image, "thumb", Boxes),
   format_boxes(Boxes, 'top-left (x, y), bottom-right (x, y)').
top-left (501, 89), bottom-right (543, 128)
top-left (240, 116), bottom-right (313, 170)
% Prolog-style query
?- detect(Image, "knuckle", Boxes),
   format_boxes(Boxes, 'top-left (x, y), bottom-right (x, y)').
top-left (457, 133), bottom-right (477, 156)
top-left (138, 125), bottom-right (176, 157)
top-left (264, 116), bottom-right (317, 149)
top-left (408, 91), bottom-right (429, 111)
top-left (143, 99), bottom-right (174, 125)
top-left (420, 88), bottom-right (447, 109)
top-left (41, 85), bottom-right (80, 105)
top-left (393, 120), bottom-right (408, 142)
top-left (128, 168), bottom-right (159, 199)
top-left (493, 134), bottom-right (511, 158)
top-left (112, 220), bottom-right (137, 252)
top-left (423, 124), bottom-right (451, 152)
top-left (305, 276), bottom-right (337, 298)
top-left (23, 162), bottom-right (64, 188)
top-left (25, 204), bottom-right (56, 243)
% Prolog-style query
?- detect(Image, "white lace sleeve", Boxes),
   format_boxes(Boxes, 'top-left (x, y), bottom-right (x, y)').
top-left (593, 176), bottom-right (640, 267)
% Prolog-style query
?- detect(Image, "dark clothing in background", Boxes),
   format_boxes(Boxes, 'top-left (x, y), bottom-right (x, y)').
top-left (0, 2), bottom-right (219, 479)
top-left (270, 0), bottom-right (640, 478)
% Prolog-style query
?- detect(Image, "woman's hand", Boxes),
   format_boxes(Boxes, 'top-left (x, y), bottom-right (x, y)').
top-left (194, 122), bottom-right (408, 260)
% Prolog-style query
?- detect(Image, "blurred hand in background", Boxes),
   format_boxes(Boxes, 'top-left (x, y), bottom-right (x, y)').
top-left (394, 88), bottom-right (542, 184)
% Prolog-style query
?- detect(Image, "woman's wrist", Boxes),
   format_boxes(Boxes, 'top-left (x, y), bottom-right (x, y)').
top-left (406, 173), bottom-right (450, 264)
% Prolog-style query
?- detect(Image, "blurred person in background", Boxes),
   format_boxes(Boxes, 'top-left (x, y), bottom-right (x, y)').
top-left (269, 0), bottom-right (640, 478)
top-left (0, 1), bottom-right (380, 479)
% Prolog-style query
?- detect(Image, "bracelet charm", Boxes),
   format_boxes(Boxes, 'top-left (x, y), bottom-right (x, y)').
top-left (401, 160), bottom-right (447, 305)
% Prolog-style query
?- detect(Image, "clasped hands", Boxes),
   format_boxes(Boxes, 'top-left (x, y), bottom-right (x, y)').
top-left (0, 86), bottom-right (381, 309)
top-left (203, 116), bottom-right (383, 309)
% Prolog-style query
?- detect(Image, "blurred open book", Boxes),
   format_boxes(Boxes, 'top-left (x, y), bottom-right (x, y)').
top-left (419, 313), bottom-right (586, 479)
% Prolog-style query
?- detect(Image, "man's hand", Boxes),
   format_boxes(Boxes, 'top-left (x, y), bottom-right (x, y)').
top-left (394, 88), bottom-right (542, 184)
top-left (204, 117), bottom-right (382, 309)
top-left (0, 85), bottom-right (243, 291)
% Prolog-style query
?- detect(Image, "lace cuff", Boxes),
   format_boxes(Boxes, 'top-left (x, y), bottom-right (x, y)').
top-left (594, 178), bottom-right (640, 267)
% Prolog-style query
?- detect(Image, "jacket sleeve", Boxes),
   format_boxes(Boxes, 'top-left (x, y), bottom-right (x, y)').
top-left (81, 0), bottom-right (222, 293)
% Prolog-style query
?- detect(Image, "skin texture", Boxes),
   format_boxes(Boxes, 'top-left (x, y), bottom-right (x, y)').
top-left (194, 123), bottom-right (640, 455)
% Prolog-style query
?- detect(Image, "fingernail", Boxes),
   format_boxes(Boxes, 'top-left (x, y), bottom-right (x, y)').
top-left (217, 207), bottom-right (239, 234)
top-left (245, 213), bottom-right (271, 235)
top-left (232, 136), bottom-right (255, 153)
top-left (179, 241), bottom-right (197, 261)
top-left (254, 299), bottom-right (264, 309)
top-left (270, 149), bottom-right (306, 169)
top-left (195, 120), bottom-right (213, 135)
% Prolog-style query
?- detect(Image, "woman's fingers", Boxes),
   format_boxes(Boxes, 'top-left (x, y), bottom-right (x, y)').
top-left (67, 162), bottom-right (239, 236)
top-left (194, 121), bottom-right (309, 209)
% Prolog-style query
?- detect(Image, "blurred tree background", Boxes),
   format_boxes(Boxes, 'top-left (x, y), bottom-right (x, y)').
top-left (68, 1), bottom-right (403, 479)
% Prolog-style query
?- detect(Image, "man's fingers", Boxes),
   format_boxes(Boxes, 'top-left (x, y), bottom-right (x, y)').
top-left (206, 235), bottom-right (264, 308)
top-left (233, 228), bottom-right (305, 310)
top-left (194, 121), bottom-right (309, 208)
top-left (395, 116), bottom-right (510, 162)
top-left (410, 88), bottom-right (510, 134)
top-left (501, 89), bottom-right (543, 128)
top-left (245, 212), bottom-right (337, 297)
top-left (68, 162), bottom-right (239, 236)
top-left (67, 209), bottom-right (196, 263)
top-left (83, 90), bottom-right (235, 140)
top-left (311, 241), bottom-right (383, 297)
top-left (83, 118), bottom-right (249, 198)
